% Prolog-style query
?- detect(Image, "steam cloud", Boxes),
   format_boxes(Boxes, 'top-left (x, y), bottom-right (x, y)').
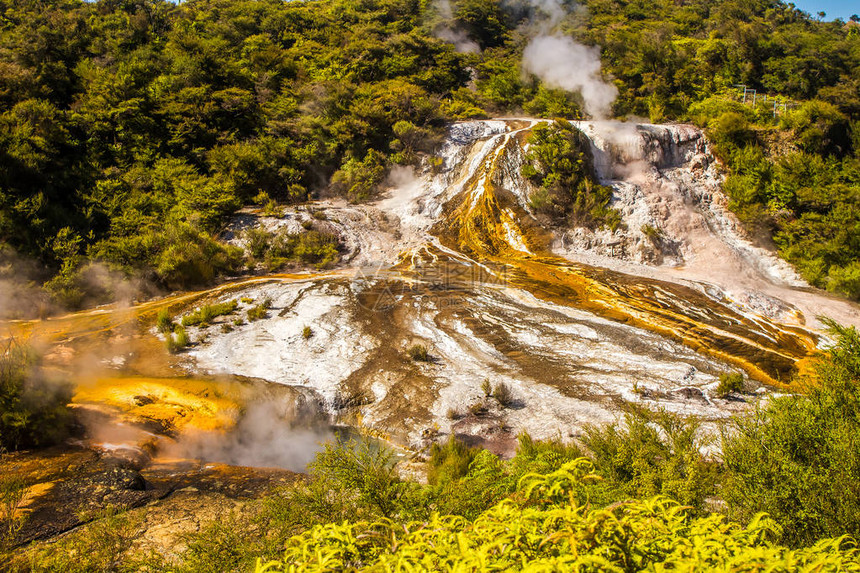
top-left (430, 0), bottom-right (617, 119)
top-left (522, 35), bottom-right (617, 119)
top-left (520, 0), bottom-right (617, 119)
top-left (164, 401), bottom-right (337, 472)
top-left (432, 0), bottom-right (481, 54)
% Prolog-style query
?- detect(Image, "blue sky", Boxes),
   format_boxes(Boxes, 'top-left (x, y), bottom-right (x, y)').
top-left (790, 1), bottom-right (859, 20)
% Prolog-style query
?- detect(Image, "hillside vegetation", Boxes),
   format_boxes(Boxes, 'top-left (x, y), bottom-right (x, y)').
top-left (0, 0), bottom-right (858, 306)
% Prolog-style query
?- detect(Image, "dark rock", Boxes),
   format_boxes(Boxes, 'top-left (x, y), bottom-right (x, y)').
top-left (676, 387), bottom-right (707, 402)
top-left (133, 394), bottom-right (156, 406)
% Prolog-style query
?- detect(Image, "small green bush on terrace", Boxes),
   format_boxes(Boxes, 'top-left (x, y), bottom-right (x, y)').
top-left (155, 309), bottom-right (173, 334)
top-left (406, 344), bottom-right (430, 362)
top-left (181, 300), bottom-right (239, 327)
top-left (247, 298), bottom-right (273, 322)
top-left (165, 325), bottom-right (190, 354)
top-left (716, 372), bottom-right (745, 398)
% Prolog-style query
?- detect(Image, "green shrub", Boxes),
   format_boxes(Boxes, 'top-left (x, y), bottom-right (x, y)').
top-left (252, 191), bottom-right (271, 206)
top-left (257, 459), bottom-right (860, 572)
top-left (493, 382), bottom-right (514, 408)
top-left (308, 439), bottom-right (410, 520)
top-left (716, 372), bottom-right (745, 398)
top-left (427, 437), bottom-right (480, 486)
top-left (330, 150), bottom-right (387, 202)
top-left (827, 261), bottom-right (860, 300)
top-left (263, 199), bottom-right (281, 218)
top-left (247, 303), bottom-right (269, 322)
top-left (302, 326), bottom-right (313, 340)
top-left (174, 326), bottom-right (190, 348)
top-left (245, 228), bottom-right (275, 260)
top-left (172, 516), bottom-right (253, 573)
top-left (641, 223), bottom-right (663, 243)
top-left (582, 409), bottom-right (716, 512)
top-left (181, 300), bottom-right (238, 327)
top-left (1, 471), bottom-right (28, 549)
top-left (166, 325), bottom-right (190, 353)
top-left (146, 223), bottom-right (244, 290)
top-left (522, 120), bottom-right (620, 230)
top-left (721, 320), bottom-right (860, 546)
top-left (407, 344), bottom-right (430, 362)
top-left (480, 378), bottom-right (492, 397)
top-left (509, 433), bottom-right (585, 478)
top-left (250, 228), bottom-right (340, 271)
top-left (155, 309), bottom-right (173, 334)
top-left (708, 111), bottom-right (756, 155)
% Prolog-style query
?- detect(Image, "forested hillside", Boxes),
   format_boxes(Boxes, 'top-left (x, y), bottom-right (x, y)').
top-left (0, 0), bottom-right (858, 306)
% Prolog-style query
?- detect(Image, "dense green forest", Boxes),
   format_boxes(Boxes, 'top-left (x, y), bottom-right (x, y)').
top-left (0, 0), bottom-right (858, 306)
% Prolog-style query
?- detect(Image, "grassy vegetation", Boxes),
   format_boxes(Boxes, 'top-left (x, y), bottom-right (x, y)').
top-left (181, 301), bottom-right (239, 328)
top-left (165, 325), bottom-right (190, 354)
top-left (244, 228), bottom-right (341, 272)
top-left (155, 309), bottom-right (173, 334)
top-left (480, 378), bottom-right (492, 398)
top-left (582, 409), bottom-right (716, 512)
top-left (22, 507), bottom-right (145, 573)
top-left (246, 298), bottom-right (272, 322)
top-left (0, 470), bottom-right (28, 551)
top-left (492, 382), bottom-right (514, 408)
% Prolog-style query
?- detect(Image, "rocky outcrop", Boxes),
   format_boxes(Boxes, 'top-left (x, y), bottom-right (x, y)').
top-left (2, 444), bottom-right (299, 563)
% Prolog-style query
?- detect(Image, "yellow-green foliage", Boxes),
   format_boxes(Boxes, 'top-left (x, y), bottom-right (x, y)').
top-left (722, 321), bottom-right (860, 547)
top-left (181, 300), bottom-right (239, 327)
top-left (247, 298), bottom-right (272, 322)
top-left (257, 460), bottom-right (860, 572)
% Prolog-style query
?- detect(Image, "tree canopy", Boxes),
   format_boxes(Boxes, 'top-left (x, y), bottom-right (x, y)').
top-left (0, 0), bottom-right (858, 304)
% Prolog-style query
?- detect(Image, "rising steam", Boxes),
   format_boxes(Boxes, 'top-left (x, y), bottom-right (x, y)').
top-left (432, 0), bottom-right (481, 54)
top-left (429, 0), bottom-right (616, 119)
top-left (520, 0), bottom-right (617, 119)
top-left (522, 35), bottom-right (617, 119)
top-left (163, 401), bottom-right (337, 472)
